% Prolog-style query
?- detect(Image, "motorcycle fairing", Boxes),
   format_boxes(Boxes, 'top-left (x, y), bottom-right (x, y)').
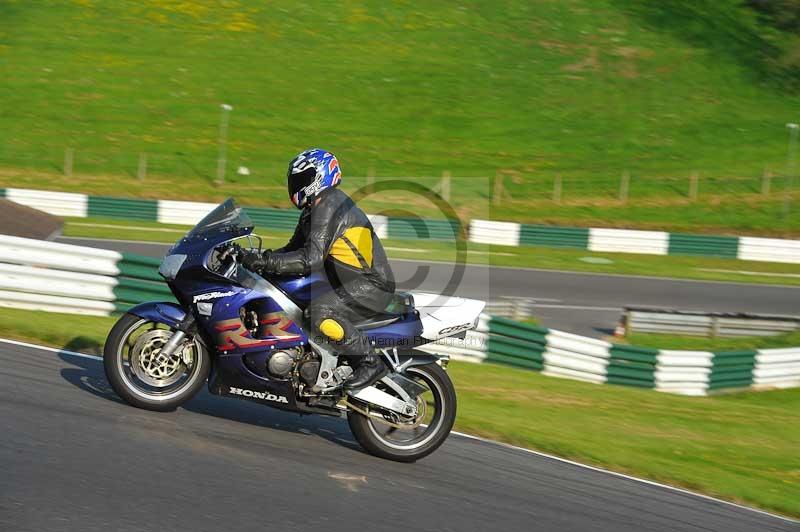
top-left (127, 301), bottom-right (186, 330)
top-left (273, 271), bottom-right (334, 308)
top-left (413, 292), bottom-right (486, 341)
top-left (208, 352), bottom-right (300, 413)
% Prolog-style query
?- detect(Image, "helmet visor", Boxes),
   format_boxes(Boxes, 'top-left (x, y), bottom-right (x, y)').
top-left (288, 166), bottom-right (317, 206)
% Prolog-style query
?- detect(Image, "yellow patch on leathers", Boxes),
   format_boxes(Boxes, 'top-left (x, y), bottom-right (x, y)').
top-left (319, 318), bottom-right (345, 341)
top-left (329, 227), bottom-right (373, 269)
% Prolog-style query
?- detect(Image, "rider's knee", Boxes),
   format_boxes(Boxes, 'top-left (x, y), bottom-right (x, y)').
top-left (318, 318), bottom-right (345, 341)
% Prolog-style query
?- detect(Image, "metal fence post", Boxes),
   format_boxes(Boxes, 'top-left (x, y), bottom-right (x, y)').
top-left (64, 148), bottom-right (73, 177)
top-left (366, 167), bottom-right (375, 195)
top-left (216, 103), bottom-right (233, 184)
top-left (441, 170), bottom-right (451, 201)
top-left (553, 174), bottom-right (562, 203)
top-left (619, 170), bottom-right (630, 203)
top-left (493, 172), bottom-right (504, 206)
top-left (137, 153), bottom-right (148, 181)
top-left (784, 123), bottom-right (798, 217)
top-left (762, 167), bottom-right (771, 196)
top-left (710, 316), bottom-right (720, 338)
top-left (689, 170), bottom-right (699, 201)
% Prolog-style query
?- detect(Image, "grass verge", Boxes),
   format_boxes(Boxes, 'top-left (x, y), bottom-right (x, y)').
top-left (1, 306), bottom-right (796, 517)
top-left (622, 330), bottom-right (800, 351)
top-left (1, 307), bottom-right (115, 355)
top-left (63, 217), bottom-right (800, 287)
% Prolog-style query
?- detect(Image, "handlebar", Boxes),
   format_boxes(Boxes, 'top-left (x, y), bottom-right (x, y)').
top-left (217, 243), bottom-right (243, 278)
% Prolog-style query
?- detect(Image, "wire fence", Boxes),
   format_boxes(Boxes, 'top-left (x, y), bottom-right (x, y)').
top-left (0, 146), bottom-right (795, 207)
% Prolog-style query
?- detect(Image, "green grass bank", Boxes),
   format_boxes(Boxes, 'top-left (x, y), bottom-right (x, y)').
top-left (2, 1), bottom-right (800, 233)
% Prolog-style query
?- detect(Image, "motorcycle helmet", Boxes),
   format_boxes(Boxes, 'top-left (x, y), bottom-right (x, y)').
top-left (286, 148), bottom-right (342, 209)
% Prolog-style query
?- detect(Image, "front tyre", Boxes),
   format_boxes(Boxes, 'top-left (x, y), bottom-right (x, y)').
top-left (347, 362), bottom-right (456, 462)
top-left (104, 313), bottom-right (210, 412)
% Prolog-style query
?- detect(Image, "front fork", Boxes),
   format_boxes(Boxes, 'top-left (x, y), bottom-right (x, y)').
top-left (157, 313), bottom-right (197, 362)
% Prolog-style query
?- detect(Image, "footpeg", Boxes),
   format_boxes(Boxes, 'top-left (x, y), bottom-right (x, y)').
top-left (311, 365), bottom-right (353, 393)
top-left (334, 365), bottom-right (353, 383)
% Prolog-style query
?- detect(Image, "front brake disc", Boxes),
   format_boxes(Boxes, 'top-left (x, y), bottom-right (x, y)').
top-left (130, 330), bottom-right (185, 388)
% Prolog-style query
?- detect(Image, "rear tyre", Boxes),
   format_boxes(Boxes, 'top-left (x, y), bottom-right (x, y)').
top-left (347, 362), bottom-right (456, 462)
top-left (104, 313), bottom-right (210, 412)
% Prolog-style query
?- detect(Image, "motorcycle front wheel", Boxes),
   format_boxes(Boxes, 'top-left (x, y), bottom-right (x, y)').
top-left (347, 361), bottom-right (457, 462)
top-left (104, 313), bottom-right (210, 412)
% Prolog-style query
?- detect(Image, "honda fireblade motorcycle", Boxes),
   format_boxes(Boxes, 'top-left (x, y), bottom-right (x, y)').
top-left (103, 199), bottom-right (484, 462)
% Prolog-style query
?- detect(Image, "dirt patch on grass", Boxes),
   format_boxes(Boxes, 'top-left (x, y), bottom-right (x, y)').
top-left (562, 46), bottom-right (600, 72)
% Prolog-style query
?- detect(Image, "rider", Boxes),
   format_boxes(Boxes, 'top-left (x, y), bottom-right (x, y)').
top-left (241, 149), bottom-right (395, 390)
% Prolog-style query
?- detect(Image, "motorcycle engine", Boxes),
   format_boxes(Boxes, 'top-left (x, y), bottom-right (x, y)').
top-left (267, 350), bottom-right (297, 378)
top-left (297, 354), bottom-right (321, 386)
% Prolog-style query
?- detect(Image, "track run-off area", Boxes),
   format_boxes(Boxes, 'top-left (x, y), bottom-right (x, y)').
top-left (0, 338), bottom-right (795, 532)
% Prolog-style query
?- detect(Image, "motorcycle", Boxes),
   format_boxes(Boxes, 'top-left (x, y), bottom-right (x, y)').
top-left (103, 198), bottom-right (484, 461)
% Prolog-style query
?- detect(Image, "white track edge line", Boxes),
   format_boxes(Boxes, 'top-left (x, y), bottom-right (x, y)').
top-left (0, 337), bottom-right (102, 361)
top-left (1, 336), bottom-right (795, 524)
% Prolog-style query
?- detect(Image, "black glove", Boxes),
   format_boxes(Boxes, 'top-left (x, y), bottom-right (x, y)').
top-left (240, 249), bottom-right (273, 273)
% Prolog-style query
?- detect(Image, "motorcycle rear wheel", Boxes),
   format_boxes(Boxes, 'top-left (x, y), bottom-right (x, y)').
top-left (347, 362), bottom-right (456, 462)
top-left (104, 313), bottom-right (210, 412)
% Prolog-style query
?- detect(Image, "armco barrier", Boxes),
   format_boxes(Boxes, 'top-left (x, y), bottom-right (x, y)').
top-left (4, 187), bottom-right (800, 263)
top-left (624, 308), bottom-right (800, 337)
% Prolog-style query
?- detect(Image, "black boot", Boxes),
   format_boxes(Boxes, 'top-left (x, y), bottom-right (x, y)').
top-left (344, 354), bottom-right (388, 391)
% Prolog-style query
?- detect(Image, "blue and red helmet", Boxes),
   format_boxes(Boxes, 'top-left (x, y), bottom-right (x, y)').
top-left (286, 148), bottom-right (342, 209)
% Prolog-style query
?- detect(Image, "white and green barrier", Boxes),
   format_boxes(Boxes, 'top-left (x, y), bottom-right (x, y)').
top-left (425, 315), bottom-right (800, 396)
top-left (0, 188), bottom-right (417, 242)
top-left (2, 187), bottom-right (800, 263)
top-left (0, 235), bottom-right (170, 316)
top-left (468, 219), bottom-right (800, 264)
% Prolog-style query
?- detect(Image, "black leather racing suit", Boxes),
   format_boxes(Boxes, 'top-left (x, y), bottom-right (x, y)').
top-left (263, 187), bottom-right (395, 358)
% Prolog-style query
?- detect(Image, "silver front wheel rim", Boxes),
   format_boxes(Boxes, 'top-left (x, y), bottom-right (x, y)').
top-left (115, 319), bottom-right (204, 402)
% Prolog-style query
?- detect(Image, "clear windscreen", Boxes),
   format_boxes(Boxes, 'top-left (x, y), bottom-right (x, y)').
top-left (186, 198), bottom-right (254, 238)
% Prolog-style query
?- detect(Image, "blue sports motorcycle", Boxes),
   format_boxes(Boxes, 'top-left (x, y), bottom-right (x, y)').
top-left (104, 199), bottom-right (484, 461)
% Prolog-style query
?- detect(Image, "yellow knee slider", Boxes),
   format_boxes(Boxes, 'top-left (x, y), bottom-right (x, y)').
top-left (319, 318), bottom-right (345, 341)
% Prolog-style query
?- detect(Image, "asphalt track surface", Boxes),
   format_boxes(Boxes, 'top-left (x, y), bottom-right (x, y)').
top-left (1, 339), bottom-right (795, 532)
top-left (59, 236), bottom-right (800, 337)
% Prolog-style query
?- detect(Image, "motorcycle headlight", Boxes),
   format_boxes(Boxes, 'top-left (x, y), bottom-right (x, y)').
top-left (159, 254), bottom-right (186, 280)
